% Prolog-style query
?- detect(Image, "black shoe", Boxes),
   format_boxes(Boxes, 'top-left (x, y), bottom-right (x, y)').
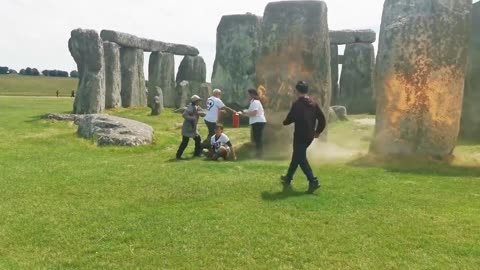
top-left (280, 176), bottom-right (292, 188)
top-left (306, 179), bottom-right (320, 194)
top-left (176, 156), bottom-right (186, 161)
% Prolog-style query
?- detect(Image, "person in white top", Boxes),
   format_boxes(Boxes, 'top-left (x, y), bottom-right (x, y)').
top-left (204, 89), bottom-right (236, 141)
top-left (208, 124), bottom-right (237, 161)
top-left (239, 89), bottom-right (267, 158)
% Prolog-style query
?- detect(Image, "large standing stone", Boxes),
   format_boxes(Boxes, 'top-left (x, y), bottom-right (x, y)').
top-left (100, 30), bottom-right (199, 56)
top-left (176, 56), bottom-right (206, 99)
top-left (329, 30), bottom-right (377, 44)
top-left (68, 29), bottom-right (105, 114)
top-left (211, 14), bottom-right (262, 107)
top-left (148, 52), bottom-right (175, 108)
top-left (330, 44), bottom-right (339, 105)
top-left (461, 2), bottom-right (480, 139)
top-left (120, 48), bottom-right (147, 107)
top-left (339, 43), bottom-right (375, 114)
top-left (103, 41), bottom-right (121, 109)
top-left (256, 1), bottom-right (331, 115)
top-left (371, 0), bottom-right (471, 158)
top-left (175, 80), bottom-right (190, 109)
top-left (150, 87), bottom-right (164, 116)
top-left (198, 83), bottom-right (212, 101)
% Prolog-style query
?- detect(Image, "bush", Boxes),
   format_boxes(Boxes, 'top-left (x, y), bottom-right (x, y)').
top-left (70, 70), bottom-right (79, 78)
top-left (42, 70), bottom-right (49, 76)
top-left (32, 68), bottom-right (40, 76)
top-left (0, 66), bottom-right (8, 74)
top-left (20, 69), bottom-right (26, 75)
top-left (8, 69), bottom-right (17, 74)
top-left (41, 69), bottom-right (70, 77)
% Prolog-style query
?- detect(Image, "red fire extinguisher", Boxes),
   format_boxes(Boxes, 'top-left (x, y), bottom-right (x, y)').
top-left (233, 113), bottom-right (240, 128)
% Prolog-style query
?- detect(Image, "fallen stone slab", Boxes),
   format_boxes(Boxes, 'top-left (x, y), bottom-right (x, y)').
top-left (330, 30), bottom-right (376, 44)
top-left (42, 113), bottom-right (84, 122)
top-left (100, 30), bottom-right (199, 56)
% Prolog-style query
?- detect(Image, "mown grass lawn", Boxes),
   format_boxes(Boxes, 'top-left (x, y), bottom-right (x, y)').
top-left (0, 74), bottom-right (78, 97)
top-left (0, 96), bottom-right (479, 269)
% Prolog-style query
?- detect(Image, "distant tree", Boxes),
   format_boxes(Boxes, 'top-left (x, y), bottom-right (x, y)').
top-left (8, 69), bottom-right (17, 74)
top-left (20, 69), bottom-right (26, 75)
top-left (42, 70), bottom-right (49, 76)
top-left (70, 70), bottom-right (79, 78)
top-left (59, 71), bottom-right (69, 77)
top-left (32, 68), bottom-right (40, 76)
top-left (0, 66), bottom-right (8, 74)
top-left (25, 67), bottom-right (33, 76)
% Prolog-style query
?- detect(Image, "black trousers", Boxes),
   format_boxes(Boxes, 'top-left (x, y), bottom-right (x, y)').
top-left (176, 135), bottom-right (202, 158)
top-left (251, 122), bottom-right (266, 158)
top-left (205, 120), bottom-right (217, 141)
top-left (286, 140), bottom-right (316, 182)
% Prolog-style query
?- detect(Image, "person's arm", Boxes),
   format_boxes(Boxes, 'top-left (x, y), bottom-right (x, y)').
top-left (182, 106), bottom-right (196, 121)
top-left (315, 104), bottom-right (326, 138)
top-left (283, 103), bottom-right (296, 126)
top-left (221, 105), bottom-right (237, 114)
top-left (226, 141), bottom-right (236, 161)
top-left (243, 100), bottom-right (260, 117)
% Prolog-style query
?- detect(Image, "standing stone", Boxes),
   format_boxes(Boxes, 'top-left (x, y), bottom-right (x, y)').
top-left (176, 56), bottom-right (206, 98)
top-left (461, 2), bottom-right (480, 139)
top-left (256, 1), bottom-right (331, 115)
top-left (211, 14), bottom-right (262, 107)
top-left (120, 48), bottom-right (147, 107)
top-left (198, 83), bottom-right (212, 101)
top-left (103, 41), bottom-right (122, 109)
top-left (151, 87), bottom-right (164, 116)
top-left (330, 44), bottom-right (339, 105)
top-left (372, 0), bottom-right (472, 158)
top-left (175, 80), bottom-right (190, 109)
top-left (68, 29), bottom-right (105, 114)
top-left (148, 52), bottom-right (175, 108)
top-left (339, 43), bottom-right (375, 114)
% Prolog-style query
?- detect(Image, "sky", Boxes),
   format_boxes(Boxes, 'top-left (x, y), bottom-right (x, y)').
top-left (1, 0), bottom-right (476, 81)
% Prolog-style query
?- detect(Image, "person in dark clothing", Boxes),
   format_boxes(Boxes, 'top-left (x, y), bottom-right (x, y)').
top-left (281, 81), bottom-right (326, 194)
top-left (176, 95), bottom-right (205, 160)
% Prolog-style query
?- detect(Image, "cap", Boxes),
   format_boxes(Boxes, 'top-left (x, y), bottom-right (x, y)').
top-left (191, 95), bottom-right (202, 102)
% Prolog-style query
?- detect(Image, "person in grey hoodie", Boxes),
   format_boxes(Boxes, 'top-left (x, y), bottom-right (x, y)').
top-left (176, 95), bottom-right (205, 160)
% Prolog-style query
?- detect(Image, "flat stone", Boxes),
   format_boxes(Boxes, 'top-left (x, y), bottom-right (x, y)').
top-left (42, 113), bottom-right (84, 122)
top-left (77, 114), bottom-right (154, 146)
top-left (329, 29), bottom-right (376, 44)
top-left (100, 30), bottom-right (199, 56)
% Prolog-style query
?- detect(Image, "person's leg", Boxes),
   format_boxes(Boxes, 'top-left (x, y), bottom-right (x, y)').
top-left (205, 120), bottom-right (216, 140)
top-left (193, 135), bottom-right (202, 156)
top-left (252, 123), bottom-right (265, 158)
top-left (297, 142), bottom-right (316, 181)
top-left (176, 136), bottom-right (190, 159)
top-left (285, 143), bottom-right (301, 181)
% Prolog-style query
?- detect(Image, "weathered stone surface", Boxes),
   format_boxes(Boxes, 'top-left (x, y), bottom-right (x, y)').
top-left (198, 82), bottom-right (212, 101)
top-left (176, 56), bottom-right (206, 101)
top-left (372, 0), bottom-right (471, 158)
top-left (175, 80), bottom-right (190, 109)
top-left (103, 41), bottom-right (121, 109)
top-left (339, 43), bottom-right (375, 114)
top-left (461, 2), bottom-right (480, 139)
top-left (329, 30), bottom-right (377, 44)
top-left (211, 14), bottom-right (262, 107)
top-left (120, 48), bottom-right (147, 107)
top-left (256, 1), bottom-right (331, 116)
top-left (77, 114), bottom-right (154, 146)
top-left (330, 44), bottom-right (339, 105)
top-left (148, 52), bottom-right (175, 108)
top-left (338, 55), bottom-right (345, 65)
top-left (328, 107), bottom-right (338, 123)
top-left (151, 87), bottom-right (163, 116)
top-left (100, 30), bottom-right (199, 56)
top-left (42, 113), bottom-right (84, 122)
top-left (331, 105), bottom-right (348, 121)
top-left (68, 29), bottom-right (105, 114)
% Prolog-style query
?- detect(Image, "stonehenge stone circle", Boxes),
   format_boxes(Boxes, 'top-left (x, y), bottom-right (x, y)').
top-left (175, 80), bottom-right (190, 109)
top-left (151, 87), bottom-right (164, 116)
top-left (461, 2), bottom-right (480, 139)
top-left (371, 0), bottom-right (471, 158)
top-left (101, 30), bottom-right (199, 56)
top-left (120, 48), bottom-right (147, 107)
top-left (148, 52), bottom-right (175, 108)
top-left (339, 43), bottom-right (375, 114)
top-left (256, 1), bottom-right (331, 114)
top-left (103, 41), bottom-right (122, 109)
top-left (330, 30), bottom-right (377, 44)
top-left (68, 29), bottom-right (105, 114)
top-left (176, 55), bottom-right (207, 101)
top-left (199, 82), bottom-right (213, 101)
top-left (330, 44), bottom-right (339, 105)
top-left (211, 14), bottom-right (262, 107)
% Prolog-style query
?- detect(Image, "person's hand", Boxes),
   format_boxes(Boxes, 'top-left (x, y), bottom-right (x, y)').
top-left (237, 111), bottom-right (243, 115)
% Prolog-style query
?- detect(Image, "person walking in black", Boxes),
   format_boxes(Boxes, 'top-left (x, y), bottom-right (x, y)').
top-left (281, 81), bottom-right (326, 194)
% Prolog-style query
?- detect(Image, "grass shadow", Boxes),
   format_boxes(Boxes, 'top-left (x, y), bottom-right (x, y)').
top-left (348, 154), bottom-right (480, 178)
top-left (261, 187), bottom-right (313, 201)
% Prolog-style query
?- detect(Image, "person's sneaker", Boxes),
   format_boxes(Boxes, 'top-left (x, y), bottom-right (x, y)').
top-left (306, 179), bottom-right (320, 194)
top-left (280, 176), bottom-right (292, 188)
top-left (176, 156), bottom-right (186, 161)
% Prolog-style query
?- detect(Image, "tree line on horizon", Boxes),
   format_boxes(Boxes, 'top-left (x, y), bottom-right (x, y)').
top-left (0, 66), bottom-right (78, 78)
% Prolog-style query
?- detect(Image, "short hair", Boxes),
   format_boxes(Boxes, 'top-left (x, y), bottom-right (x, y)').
top-left (213, 89), bottom-right (222, 95)
top-left (247, 89), bottom-right (259, 97)
top-left (296, 81), bottom-right (309, 94)
top-left (215, 124), bottom-right (224, 130)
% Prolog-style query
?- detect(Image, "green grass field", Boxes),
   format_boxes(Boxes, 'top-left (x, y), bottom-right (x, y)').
top-left (0, 74), bottom-right (78, 96)
top-left (0, 81), bottom-right (479, 268)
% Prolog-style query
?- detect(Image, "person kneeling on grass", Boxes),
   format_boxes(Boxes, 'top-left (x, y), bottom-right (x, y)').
top-left (208, 124), bottom-right (237, 161)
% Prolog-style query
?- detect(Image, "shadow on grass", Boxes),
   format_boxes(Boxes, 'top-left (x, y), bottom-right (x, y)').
top-left (235, 142), bottom-right (291, 161)
top-left (348, 154), bottom-right (480, 178)
top-left (261, 187), bottom-right (313, 201)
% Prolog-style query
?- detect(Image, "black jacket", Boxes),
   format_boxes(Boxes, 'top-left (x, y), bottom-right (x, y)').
top-left (283, 96), bottom-right (326, 144)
